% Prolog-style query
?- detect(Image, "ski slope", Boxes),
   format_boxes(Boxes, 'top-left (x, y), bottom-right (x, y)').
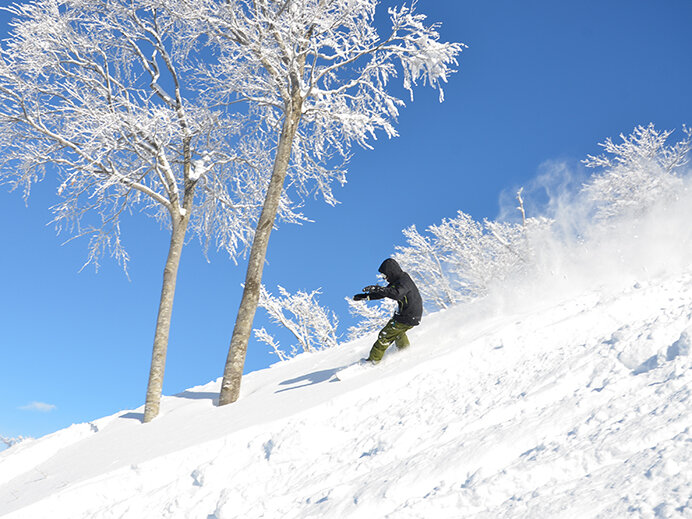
top-left (1, 264), bottom-right (691, 518)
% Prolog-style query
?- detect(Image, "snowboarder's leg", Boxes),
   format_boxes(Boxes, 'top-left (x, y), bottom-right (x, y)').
top-left (395, 330), bottom-right (411, 350)
top-left (368, 319), bottom-right (413, 362)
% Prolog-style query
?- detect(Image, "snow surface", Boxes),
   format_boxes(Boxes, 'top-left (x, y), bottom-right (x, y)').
top-left (1, 263), bottom-right (691, 518)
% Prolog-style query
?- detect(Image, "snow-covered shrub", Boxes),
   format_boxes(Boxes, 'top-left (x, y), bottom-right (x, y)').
top-left (394, 193), bottom-right (553, 311)
top-left (255, 285), bottom-right (340, 361)
top-left (582, 124), bottom-right (691, 222)
top-left (345, 297), bottom-right (398, 341)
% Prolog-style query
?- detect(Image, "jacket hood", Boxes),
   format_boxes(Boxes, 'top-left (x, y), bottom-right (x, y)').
top-left (378, 258), bottom-right (403, 281)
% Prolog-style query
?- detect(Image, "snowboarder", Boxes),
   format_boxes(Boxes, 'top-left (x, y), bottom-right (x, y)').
top-left (353, 258), bottom-right (423, 364)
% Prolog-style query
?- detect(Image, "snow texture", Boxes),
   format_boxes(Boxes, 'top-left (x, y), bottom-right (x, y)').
top-left (1, 266), bottom-right (691, 518)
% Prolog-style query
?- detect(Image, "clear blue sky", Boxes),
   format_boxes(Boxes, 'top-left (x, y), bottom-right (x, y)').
top-left (2, 0), bottom-right (691, 441)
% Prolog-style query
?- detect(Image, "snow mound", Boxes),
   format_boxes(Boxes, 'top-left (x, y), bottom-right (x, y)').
top-left (1, 271), bottom-right (692, 518)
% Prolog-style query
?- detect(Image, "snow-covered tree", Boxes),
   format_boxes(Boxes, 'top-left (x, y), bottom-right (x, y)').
top-left (582, 124), bottom-right (691, 221)
top-left (187, 0), bottom-right (466, 405)
top-left (254, 285), bottom-right (340, 360)
top-left (345, 297), bottom-right (397, 341)
top-left (0, 0), bottom-right (267, 423)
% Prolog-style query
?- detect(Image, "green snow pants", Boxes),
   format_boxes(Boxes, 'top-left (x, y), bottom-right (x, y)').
top-left (368, 319), bottom-right (414, 362)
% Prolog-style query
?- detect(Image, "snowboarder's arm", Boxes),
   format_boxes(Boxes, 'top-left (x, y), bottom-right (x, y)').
top-left (363, 283), bottom-right (404, 302)
top-left (353, 285), bottom-right (387, 301)
top-left (354, 286), bottom-right (384, 301)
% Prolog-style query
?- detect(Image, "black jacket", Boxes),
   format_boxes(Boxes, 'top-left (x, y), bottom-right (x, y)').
top-left (367, 258), bottom-right (423, 326)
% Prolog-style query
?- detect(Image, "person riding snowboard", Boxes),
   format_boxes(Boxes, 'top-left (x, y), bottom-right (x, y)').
top-left (353, 258), bottom-right (423, 364)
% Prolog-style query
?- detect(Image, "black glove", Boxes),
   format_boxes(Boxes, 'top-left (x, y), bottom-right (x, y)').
top-left (353, 293), bottom-right (369, 301)
top-left (363, 285), bottom-right (383, 294)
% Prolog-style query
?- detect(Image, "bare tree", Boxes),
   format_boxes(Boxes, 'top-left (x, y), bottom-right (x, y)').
top-left (0, 0), bottom-right (260, 422)
top-left (185, 0), bottom-right (465, 405)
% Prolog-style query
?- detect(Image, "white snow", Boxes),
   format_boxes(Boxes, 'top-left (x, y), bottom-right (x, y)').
top-left (1, 260), bottom-right (691, 518)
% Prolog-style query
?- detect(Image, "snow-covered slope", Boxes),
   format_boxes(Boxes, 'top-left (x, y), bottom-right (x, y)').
top-left (1, 265), bottom-right (691, 518)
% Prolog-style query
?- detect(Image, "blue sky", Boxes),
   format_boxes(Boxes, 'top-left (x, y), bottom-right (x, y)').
top-left (2, 0), bottom-right (692, 441)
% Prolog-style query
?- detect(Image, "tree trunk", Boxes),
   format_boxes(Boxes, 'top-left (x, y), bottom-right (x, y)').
top-left (218, 109), bottom-right (301, 406)
top-left (143, 213), bottom-right (190, 423)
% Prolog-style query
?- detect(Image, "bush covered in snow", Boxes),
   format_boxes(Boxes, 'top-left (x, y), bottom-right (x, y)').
top-left (255, 285), bottom-right (340, 361)
top-left (344, 297), bottom-right (398, 341)
top-left (582, 124), bottom-right (691, 222)
top-left (393, 204), bottom-right (553, 311)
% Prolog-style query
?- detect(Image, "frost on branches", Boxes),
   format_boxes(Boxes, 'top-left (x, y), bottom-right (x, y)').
top-left (0, 0), bottom-right (263, 268)
top-left (255, 287), bottom-right (399, 359)
top-left (394, 194), bottom-right (553, 311)
top-left (582, 124), bottom-right (691, 222)
top-left (255, 285), bottom-right (340, 361)
top-left (0, 0), bottom-right (275, 422)
top-left (345, 297), bottom-right (398, 341)
top-left (194, 0), bottom-right (466, 169)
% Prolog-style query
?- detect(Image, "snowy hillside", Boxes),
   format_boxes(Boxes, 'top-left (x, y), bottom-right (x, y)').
top-left (1, 261), bottom-right (691, 517)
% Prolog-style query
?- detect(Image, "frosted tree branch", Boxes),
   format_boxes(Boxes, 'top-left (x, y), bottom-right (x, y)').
top-left (256, 284), bottom-right (340, 360)
top-left (582, 124), bottom-right (691, 221)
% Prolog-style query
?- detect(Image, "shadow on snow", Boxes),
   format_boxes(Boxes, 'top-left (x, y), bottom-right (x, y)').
top-left (276, 368), bottom-right (341, 393)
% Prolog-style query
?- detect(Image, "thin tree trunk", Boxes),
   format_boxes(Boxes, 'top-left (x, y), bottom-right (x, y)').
top-left (143, 213), bottom-right (190, 423)
top-left (218, 109), bottom-right (301, 406)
